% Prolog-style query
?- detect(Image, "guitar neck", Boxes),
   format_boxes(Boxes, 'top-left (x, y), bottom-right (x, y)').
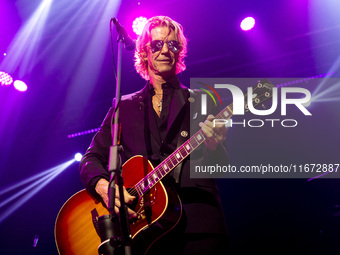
top-left (134, 79), bottom-right (274, 196)
top-left (134, 103), bottom-right (234, 196)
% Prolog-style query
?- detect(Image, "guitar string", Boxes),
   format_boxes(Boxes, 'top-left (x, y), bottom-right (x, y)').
top-left (128, 116), bottom-right (228, 197)
top-left (128, 133), bottom-right (202, 197)
top-left (128, 140), bottom-right (189, 197)
top-left (127, 84), bottom-right (272, 197)
top-left (128, 152), bottom-right (179, 197)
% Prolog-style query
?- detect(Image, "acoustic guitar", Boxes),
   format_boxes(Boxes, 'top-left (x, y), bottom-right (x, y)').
top-left (55, 79), bottom-right (274, 254)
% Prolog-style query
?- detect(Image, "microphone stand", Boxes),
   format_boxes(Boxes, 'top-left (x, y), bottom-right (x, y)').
top-left (97, 19), bottom-right (133, 255)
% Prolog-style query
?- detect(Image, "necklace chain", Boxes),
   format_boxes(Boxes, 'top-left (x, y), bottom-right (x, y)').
top-left (153, 94), bottom-right (163, 113)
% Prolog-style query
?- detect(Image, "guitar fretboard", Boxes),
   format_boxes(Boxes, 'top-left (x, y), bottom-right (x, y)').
top-left (133, 79), bottom-right (273, 196)
top-left (134, 105), bottom-right (234, 196)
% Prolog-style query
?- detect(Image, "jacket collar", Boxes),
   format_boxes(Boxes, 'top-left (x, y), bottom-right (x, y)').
top-left (132, 77), bottom-right (189, 141)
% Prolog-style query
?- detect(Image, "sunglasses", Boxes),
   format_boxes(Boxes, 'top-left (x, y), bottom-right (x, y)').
top-left (149, 40), bottom-right (181, 53)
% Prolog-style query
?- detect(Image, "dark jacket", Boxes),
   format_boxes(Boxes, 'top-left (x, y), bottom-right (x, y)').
top-left (79, 80), bottom-right (228, 234)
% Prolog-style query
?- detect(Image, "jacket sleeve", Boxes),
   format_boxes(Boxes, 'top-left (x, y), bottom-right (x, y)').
top-left (79, 106), bottom-right (114, 199)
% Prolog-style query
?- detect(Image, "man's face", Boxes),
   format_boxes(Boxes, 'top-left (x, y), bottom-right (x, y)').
top-left (146, 26), bottom-right (178, 79)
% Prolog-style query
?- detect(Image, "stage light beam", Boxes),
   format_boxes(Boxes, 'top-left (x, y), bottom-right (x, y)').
top-left (0, 0), bottom-right (53, 76)
top-left (311, 78), bottom-right (340, 104)
top-left (0, 158), bottom-right (76, 223)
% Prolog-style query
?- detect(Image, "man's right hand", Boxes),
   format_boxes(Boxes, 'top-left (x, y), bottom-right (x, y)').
top-left (95, 178), bottom-right (137, 218)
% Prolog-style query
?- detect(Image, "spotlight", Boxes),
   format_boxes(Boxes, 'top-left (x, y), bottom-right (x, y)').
top-left (74, 153), bottom-right (82, 162)
top-left (13, 80), bottom-right (28, 92)
top-left (0, 71), bottom-right (13, 86)
top-left (132, 16), bottom-right (148, 36)
top-left (240, 17), bottom-right (255, 31)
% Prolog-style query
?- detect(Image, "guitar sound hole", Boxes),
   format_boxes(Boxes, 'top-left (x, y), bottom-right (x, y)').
top-left (127, 187), bottom-right (158, 224)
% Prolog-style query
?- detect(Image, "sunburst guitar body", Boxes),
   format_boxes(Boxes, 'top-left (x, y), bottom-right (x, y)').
top-left (55, 156), bottom-right (182, 255)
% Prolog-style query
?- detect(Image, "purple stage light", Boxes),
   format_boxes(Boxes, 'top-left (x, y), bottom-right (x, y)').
top-left (67, 127), bottom-right (100, 138)
top-left (13, 80), bottom-right (28, 92)
top-left (0, 71), bottom-right (13, 86)
top-left (240, 17), bottom-right (255, 31)
top-left (74, 153), bottom-right (82, 162)
top-left (132, 16), bottom-right (148, 35)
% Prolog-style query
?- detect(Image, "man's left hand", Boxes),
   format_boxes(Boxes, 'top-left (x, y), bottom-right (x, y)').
top-left (199, 114), bottom-right (227, 151)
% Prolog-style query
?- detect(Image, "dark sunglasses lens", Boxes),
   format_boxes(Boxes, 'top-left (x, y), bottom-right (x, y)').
top-left (150, 40), bottom-right (181, 53)
top-left (150, 40), bottom-right (164, 53)
top-left (167, 41), bottom-right (180, 53)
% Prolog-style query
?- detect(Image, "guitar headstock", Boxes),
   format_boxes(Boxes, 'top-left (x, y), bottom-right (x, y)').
top-left (245, 79), bottom-right (274, 112)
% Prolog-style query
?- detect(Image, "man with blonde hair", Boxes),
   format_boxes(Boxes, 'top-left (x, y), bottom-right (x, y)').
top-left (80, 16), bottom-right (229, 254)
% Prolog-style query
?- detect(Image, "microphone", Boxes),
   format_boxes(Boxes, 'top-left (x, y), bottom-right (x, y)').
top-left (111, 18), bottom-right (136, 51)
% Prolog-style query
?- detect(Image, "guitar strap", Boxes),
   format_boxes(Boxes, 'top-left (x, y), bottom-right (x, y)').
top-left (172, 89), bottom-right (196, 183)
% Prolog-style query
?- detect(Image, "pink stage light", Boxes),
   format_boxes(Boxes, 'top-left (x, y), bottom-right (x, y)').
top-left (0, 71), bottom-right (13, 86)
top-left (240, 17), bottom-right (255, 31)
top-left (13, 80), bottom-right (28, 92)
top-left (132, 16), bottom-right (148, 35)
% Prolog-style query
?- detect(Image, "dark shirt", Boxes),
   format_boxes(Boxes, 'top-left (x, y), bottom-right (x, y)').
top-left (146, 79), bottom-right (181, 167)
